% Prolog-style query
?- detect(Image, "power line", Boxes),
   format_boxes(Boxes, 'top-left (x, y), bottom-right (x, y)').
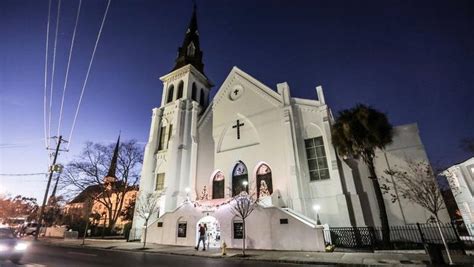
top-left (57, 0), bottom-right (82, 138)
top-left (0, 173), bottom-right (47, 176)
top-left (43, 0), bottom-right (52, 149)
top-left (68, 0), bottom-right (112, 150)
top-left (47, 0), bottom-right (62, 150)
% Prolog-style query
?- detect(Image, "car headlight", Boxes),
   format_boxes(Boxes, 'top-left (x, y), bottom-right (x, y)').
top-left (0, 245), bottom-right (8, 252)
top-left (14, 243), bottom-right (28, 251)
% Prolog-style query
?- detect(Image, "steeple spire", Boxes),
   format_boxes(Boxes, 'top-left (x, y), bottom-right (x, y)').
top-left (105, 134), bottom-right (120, 180)
top-left (172, 4), bottom-right (205, 74)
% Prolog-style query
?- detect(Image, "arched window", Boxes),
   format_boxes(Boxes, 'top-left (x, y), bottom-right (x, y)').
top-left (212, 171), bottom-right (225, 199)
top-left (200, 89), bottom-right (206, 106)
top-left (177, 81), bottom-right (184, 99)
top-left (232, 161), bottom-right (248, 196)
top-left (187, 42), bottom-right (195, 57)
top-left (256, 164), bottom-right (273, 198)
top-left (191, 83), bottom-right (197, 102)
top-left (166, 85), bottom-right (174, 103)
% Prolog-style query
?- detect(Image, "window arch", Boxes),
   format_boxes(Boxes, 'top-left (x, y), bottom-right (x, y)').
top-left (200, 89), bottom-right (206, 106)
top-left (177, 81), bottom-right (184, 99)
top-left (166, 85), bottom-right (174, 103)
top-left (212, 171), bottom-right (225, 199)
top-left (256, 164), bottom-right (273, 198)
top-left (191, 83), bottom-right (197, 102)
top-left (232, 161), bottom-right (248, 196)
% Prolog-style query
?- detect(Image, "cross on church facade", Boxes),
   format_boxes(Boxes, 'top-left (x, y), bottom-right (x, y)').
top-left (232, 120), bottom-right (245, 139)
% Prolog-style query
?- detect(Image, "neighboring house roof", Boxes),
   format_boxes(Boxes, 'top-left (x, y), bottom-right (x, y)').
top-left (67, 183), bottom-right (139, 204)
top-left (68, 185), bottom-right (102, 204)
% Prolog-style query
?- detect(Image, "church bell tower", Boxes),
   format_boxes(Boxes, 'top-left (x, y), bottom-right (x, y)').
top-left (159, 5), bottom-right (213, 108)
top-left (139, 4), bottom-right (213, 218)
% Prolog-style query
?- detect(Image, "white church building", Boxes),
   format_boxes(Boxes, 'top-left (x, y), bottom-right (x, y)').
top-left (132, 7), bottom-right (447, 251)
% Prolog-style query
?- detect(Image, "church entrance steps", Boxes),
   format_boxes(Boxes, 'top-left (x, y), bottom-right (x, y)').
top-left (280, 207), bottom-right (318, 227)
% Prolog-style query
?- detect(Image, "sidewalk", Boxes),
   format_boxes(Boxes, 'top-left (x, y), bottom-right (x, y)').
top-left (37, 237), bottom-right (474, 266)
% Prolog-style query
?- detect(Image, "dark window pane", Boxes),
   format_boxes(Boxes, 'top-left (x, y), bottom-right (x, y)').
top-left (304, 139), bottom-right (313, 148)
top-left (306, 137), bottom-right (329, 182)
top-left (309, 171), bottom-right (319, 181)
top-left (177, 223), bottom-right (187, 237)
top-left (319, 169), bottom-right (330, 180)
top-left (308, 159), bottom-right (317, 171)
top-left (314, 137), bottom-right (324, 146)
top-left (213, 179), bottom-right (225, 199)
top-left (233, 222), bottom-right (243, 239)
top-left (317, 158), bottom-right (328, 169)
top-left (306, 148), bottom-right (316, 159)
top-left (158, 126), bottom-right (167, 151)
top-left (315, 146), bottom-right (326, 157)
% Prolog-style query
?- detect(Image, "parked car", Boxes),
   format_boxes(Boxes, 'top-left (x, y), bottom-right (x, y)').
top-left (0, 227), bottom-right (28, 264)
top-left (22, 222), bottom-right (44, 236)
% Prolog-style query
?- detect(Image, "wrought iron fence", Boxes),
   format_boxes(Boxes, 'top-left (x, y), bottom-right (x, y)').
top-left (324, 223), bottom-right (473, 252)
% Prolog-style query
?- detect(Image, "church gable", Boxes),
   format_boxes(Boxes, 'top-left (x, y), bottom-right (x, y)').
top-left (211, 67), bottom-right (284, 153)
top-left (212, 67), bottom-right (282, 110)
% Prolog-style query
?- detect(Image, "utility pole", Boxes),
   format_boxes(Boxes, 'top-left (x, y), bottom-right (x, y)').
top-left (35, 136), bottom-right (67, 240)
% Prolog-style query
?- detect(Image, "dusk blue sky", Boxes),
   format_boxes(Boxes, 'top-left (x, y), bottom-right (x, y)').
top-left (1, 0), bottom-right (473, 201)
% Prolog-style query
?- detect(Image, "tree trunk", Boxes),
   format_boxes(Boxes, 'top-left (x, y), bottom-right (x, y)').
top-left (108, 209), bottom-right (116, 232)
top-left (368, 160), bottom-right (391, 248)
top-left (242, 219), bottom-right (246, 256)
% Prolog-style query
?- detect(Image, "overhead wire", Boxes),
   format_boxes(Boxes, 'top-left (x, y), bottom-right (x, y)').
top-left (67, 0), bottom-right (112, 150)
top-left (57, 0), bottom-right (82, 138)
top-left (43, 0), bottom-right (52, 149)
top-left (47, 0), bottom-right (62, 150)
top-left (0, 172), bottom-right (48, 176)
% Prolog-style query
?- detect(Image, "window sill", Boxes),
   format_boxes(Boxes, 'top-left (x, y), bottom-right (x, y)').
top-left (309, 178), bottom-right (331, 183)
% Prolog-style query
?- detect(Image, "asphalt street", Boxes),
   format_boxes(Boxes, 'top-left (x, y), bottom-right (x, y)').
top-left (0, 243), bottom-right (326, 267)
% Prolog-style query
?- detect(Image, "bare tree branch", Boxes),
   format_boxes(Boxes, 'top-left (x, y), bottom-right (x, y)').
top-left (60, 139), bottom-right (143, 231)
top-left (382, 160), bottom-right (446, 218)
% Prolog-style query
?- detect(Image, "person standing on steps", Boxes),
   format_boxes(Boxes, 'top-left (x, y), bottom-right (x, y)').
top-left (195, 224), bottom-right (206, 251)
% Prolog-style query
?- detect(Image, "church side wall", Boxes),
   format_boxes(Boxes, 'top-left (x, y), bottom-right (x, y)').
top-left (355, 124), bottom-right (450, 226)
top-left (294, 104), bottom-right (362, 226)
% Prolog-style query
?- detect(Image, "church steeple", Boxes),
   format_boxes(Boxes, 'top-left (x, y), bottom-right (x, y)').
top-left (172, 4), bottom-right (205, 74)
top-left (104, 134), bottom-right (120, 184)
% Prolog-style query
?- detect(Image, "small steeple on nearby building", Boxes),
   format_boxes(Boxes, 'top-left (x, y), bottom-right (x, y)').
top-left (172, 4), bottom-right (205, 75)
top-left (104, 134), bottom-right (120, 185)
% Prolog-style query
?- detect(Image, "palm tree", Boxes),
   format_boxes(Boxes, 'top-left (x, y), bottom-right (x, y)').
top-left (331, 104), bottom-right (393, 246)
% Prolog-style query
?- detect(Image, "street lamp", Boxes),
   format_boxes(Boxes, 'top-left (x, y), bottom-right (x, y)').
top-left (242, 181), bottom-right (249, 193)
top-left (313, 204), bottom-right (321, 225)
